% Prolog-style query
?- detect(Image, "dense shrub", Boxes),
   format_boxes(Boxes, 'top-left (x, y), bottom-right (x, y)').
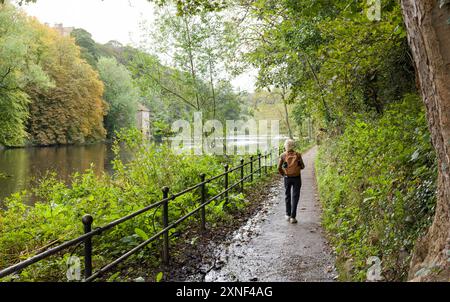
top-left (315, 94), bottom-right (437, 281)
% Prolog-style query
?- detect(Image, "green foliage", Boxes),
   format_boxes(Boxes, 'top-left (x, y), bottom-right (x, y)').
top-left (153, 0), bottom-right (228, 16)
top-left (97, 57), bottom-right (139, 138)
top-left (70, 23), bottom-right (246, 140)
top-left (242, 0), bottom-right (438, 282)
top-left (0, 3), bottom-right (106, 146)
top-left (6, 0), bottom-right (438, 284)
top-left (0, 2), bottom-right (52, 146)
top-left (128, 51), bottom-right (194, 123)
top-left (70, 28), bottom-right (100, 67)
top-left (127, 43), bottom-right (245, 132)
top-left (70, 29), bottom-right (134, 69)
top-left (151, 120), bottom-right (175, 142)
top-left (0, 129), bottom-right (262, 281)
top-left (155, 271), bottom-right (164, 282)
top-left (148, 5), bottom-right (244, 120)
top-left (246, 0), bottom-right (414, 132)
top-left (315, 95), bottom-right (437, 281)
top-left (25, 21), bottom-right (106, 145)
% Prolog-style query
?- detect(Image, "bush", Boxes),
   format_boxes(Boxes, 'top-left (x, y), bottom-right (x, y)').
top-left (315, 94), bottom-right (437, 281)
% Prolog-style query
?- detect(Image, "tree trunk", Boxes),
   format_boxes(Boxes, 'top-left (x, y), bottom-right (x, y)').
top-left (303, 54), bottom-right (332, 123)
top-left (401, 0), bottom-right (450, 281)
top-left (281, 88), bottom-right (293, 139)
top-left (208, 58), bottom-right (216, 119)
top-left (283, 100), bottom-right (293, 139)
top-left (183, 17), bottom-right (200, 110)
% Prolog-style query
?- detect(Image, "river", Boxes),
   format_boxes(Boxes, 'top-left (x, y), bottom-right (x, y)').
top-left (0, 144), bottom-right (116, 204)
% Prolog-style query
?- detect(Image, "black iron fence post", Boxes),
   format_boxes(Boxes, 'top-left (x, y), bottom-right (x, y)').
top-left (224, 164), bottom-right (229, 204)
top-left (162, 186), bottom-right (170, 265)
top-left (250, 156), bottom-right (254, 182)
top-left (82, 214), bottom-right (93, 280)
top-left (264, 152), bottom-right (268, 175)
top-left (240, 158), bottom-right (244, 192)
top-left (269, 150), bottom-right (273, 169)
top-left (200, 173), bottom-right (206, 232)
top-left (258, 152), bottom-right (262, 177)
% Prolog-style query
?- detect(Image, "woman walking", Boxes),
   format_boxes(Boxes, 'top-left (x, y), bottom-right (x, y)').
top-left (277, 139), bottom-right (305, 224)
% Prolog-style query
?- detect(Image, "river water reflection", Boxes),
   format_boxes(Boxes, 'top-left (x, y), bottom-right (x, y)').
top-left (0, 144), bottom-right (116, 204)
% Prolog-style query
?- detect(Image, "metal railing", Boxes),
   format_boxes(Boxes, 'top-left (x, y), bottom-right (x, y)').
top-left (0, 150), bottom-right (279, 282)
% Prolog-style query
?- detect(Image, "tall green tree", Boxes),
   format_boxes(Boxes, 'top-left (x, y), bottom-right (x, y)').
top-left (70, 28), bottom-right (99, 67)
top-left (244, 0), bottom-right (413, 132)
top-left (0, 2), bottom-right (52, 146)
top-left (150, 5), bottom-right (241, 119)
top-left (97, 57), bottom-right (139, 137)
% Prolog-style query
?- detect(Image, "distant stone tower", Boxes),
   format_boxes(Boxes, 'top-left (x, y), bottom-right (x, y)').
top-left (136, 104), bottom-right (151, 139)
top-left (52, 23), bottom-right (74, 37)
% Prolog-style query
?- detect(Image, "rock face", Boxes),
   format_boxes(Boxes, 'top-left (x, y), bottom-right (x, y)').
top-left (401, 0), bottom-right (450, 281)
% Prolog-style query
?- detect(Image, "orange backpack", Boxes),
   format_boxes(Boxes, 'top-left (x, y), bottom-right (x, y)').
top-left (282, 152), bottom-right (303, 177)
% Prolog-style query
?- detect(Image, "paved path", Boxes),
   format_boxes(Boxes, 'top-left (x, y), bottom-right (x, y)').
top-left (203, 147), bottom-right (337, 282)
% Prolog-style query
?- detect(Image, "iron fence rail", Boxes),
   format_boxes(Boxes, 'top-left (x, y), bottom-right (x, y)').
top-left (0, 150), bottom-right (279, 281)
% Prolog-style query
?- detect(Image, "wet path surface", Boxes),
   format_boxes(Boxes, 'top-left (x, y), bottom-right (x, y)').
top-left (192, 147), bottom-right (337, 282)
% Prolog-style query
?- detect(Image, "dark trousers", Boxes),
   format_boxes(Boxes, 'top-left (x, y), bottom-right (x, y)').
top-left (284, 176), bottom-right (301, 218)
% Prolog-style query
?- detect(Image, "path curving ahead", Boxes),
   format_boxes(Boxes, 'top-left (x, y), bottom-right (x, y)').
top-left (202, 146), bottom-right (337, 282)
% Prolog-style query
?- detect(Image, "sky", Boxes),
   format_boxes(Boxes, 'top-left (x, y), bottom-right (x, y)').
top-left (19, 0), bottom-right (256, 92)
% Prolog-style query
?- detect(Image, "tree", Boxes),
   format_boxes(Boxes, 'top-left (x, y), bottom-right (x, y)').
top-left (129, 50), bottom-right (200, 120)
top-left (150, 5), bottom-right (240, 119)
top-left (97, 57), bottom-right (139, 137)
top-left (153, 0), bottom-right (228, 15)
top-left (71, 29), bottom-right (133, 68)
top-left (0, 2), bottom-right (52, 146)
top-left (253, 62), bottom-right (296, 138)
top-left (214, 80), bottom-right (243, 120)
top-left (26, 20), bottom-right (106, 145)
top-left (129, 48), bottom-right (244, 126)
top-left (400, 0), bottom-right (450, 281)
top-left (70, 28), bottom-right (99, 67)
top-left (244, 0), bottom-right (413, 131)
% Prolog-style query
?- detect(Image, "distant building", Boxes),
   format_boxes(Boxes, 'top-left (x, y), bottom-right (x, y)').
top-left (136, 104), bottom-right (151, 138)
top-left (51, 23), bottom-right (74, 37)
